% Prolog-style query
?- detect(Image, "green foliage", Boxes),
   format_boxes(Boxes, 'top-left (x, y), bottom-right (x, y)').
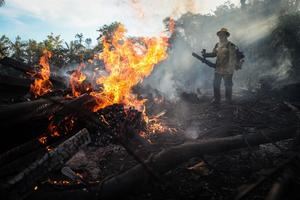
top-left (10, 36), bottom-right (27, 61)
top-left (24, 39), bottom-right (40, 65)
top-left (0, 35), bottom-right (10, 57)
top-left (85, 38), bottom-right (92, 49)
top-left (97, 22), bottom-right (120, 41)
top-left (43, 33), bottom-right (63, 51)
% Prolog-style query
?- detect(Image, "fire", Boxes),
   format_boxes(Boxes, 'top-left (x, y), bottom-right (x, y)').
top-left (38, 116), bottom-right (76, 146)
top-left (69, 63), bottom-right (92, 97)
top-left (48, 121), bottom-right (60, 137)
top-left (38, 136), bottom-right (47, 145)
top-left (144, 111), bottom-right (177, 134)
top-left (30, 50), bottom-right (53, 97)
top-left (34, 24), bottom-right (172, 146)
top-left (90, 24), bottom-right (169, 111)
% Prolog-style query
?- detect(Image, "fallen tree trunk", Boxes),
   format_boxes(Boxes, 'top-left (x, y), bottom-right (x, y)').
top-left (28, 126), bottom-right (297, 200)
top-left (1, 128), bottom-right (91, 200)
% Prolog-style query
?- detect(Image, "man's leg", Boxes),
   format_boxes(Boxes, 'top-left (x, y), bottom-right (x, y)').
top-left (224, 73), bottom-right (233, 102)
top-left (213, 72), bottom-right (222, 103)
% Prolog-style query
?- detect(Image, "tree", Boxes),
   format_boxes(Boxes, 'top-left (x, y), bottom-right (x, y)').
top-left (10, 36), bottom-right (26, 60)
top-left (85, 38), bottom-right (92, 49)
top-left (65, 41), bottom-right (79, 64)
top-left (214, 1), bottom-right (236, 16)
top-left (43, 33), bottom-right (63, 51)
top-left (0, 35), bottom-right (11, 57)
top-left (75, 33), bottom-right (84, 45)
top-left (96, 22), bottom-right (120, 41)
top-left (94, 22), bottom-right (121, 53)
top-left (24, 39), bottom-right (40, 65)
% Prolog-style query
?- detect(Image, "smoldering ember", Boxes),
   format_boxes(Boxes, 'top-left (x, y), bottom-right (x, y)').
top-left (1, 0), bottom-right (300, 200)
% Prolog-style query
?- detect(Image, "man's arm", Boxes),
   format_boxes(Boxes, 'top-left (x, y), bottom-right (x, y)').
top-left (202, 43), bottom-right (218, 58)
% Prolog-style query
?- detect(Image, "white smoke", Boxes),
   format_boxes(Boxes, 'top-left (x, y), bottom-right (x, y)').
top-left (143, 3), bottom-right (296, 99)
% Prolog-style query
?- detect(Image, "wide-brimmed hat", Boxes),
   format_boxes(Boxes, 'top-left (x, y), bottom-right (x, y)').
top-left (217, 28), bottom-right (230, 37)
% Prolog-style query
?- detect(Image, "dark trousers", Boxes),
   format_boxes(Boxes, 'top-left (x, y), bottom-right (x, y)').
top-left (213, 73), bottom-right (233, 101)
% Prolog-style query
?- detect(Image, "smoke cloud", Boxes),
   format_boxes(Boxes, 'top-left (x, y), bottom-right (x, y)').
top-left (143, 1), bottom-right (299, 100)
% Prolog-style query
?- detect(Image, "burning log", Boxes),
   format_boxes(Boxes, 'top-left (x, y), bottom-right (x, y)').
top-left (0, 97), bottom-right (65, 152)
top-left (0, 93), bottom-right (150, 155)
top-left (0, 95), bottom-right (92, 136)
top-left (1, 128), bottom-right (91, 200)
top-left (28, 126), bottom-right (297, 200)
top-left (0, 57), bottom-right (65, 90)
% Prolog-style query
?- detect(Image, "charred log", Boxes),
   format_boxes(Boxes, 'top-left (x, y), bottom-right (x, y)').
top-left (1, 128), bottom-right (91, 200)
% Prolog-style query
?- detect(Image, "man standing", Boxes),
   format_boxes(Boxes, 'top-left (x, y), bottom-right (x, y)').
top-left (202, 28), bottom-right (242, 104)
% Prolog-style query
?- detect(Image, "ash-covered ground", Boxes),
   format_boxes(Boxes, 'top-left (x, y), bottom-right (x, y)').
top-left (29, 86), bottom-right (300, 200)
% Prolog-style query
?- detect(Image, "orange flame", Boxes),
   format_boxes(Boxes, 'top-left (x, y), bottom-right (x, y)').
top-left (48, 121), bottom-right (60, 137)
top-left (69, 63), bottom-right (88, 97)
top-left (38, 136), bottom-right (47, 145)
top-left (90, 24), bottom-right (169, 111)
top-left (30, 50), bottom-right (53, 97)
top-left (144, 111), bottom-right (177, 134)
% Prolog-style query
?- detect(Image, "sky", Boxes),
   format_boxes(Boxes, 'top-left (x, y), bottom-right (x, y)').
top-left (0, 0), bottom-right (239, 44)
